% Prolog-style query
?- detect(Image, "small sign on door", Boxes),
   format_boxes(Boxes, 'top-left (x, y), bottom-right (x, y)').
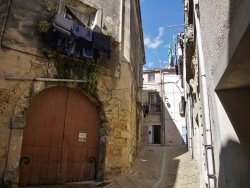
top-left (78, 132), bottom-right (87, 142)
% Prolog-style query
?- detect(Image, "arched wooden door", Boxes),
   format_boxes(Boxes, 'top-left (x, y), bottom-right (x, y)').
top-left (19, 87), bottom-right (100, 186)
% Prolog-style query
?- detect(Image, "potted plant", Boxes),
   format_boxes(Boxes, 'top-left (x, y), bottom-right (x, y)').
top-left (111, 37), bottom-right (120, 50)
top-left (38, 20), bottom-right (50, 33)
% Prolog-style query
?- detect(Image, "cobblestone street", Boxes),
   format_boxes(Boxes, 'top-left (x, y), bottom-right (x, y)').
top-left (23, 146), bottom-right (199, 188)
top-left (105, 145), bottom-right (199, 188)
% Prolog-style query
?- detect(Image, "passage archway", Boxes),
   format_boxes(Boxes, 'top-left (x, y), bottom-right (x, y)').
top-left (19, 86), bottom-right (100, 186)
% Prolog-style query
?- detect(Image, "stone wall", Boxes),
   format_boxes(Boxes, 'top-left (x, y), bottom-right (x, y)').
top-left (0, 0), bottom-right (144, 185)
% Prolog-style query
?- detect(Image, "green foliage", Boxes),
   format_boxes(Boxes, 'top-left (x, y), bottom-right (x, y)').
top-left (42, 49), bottom-right (102, 88)
top-left (38, 20), bottom-right (50, 33)
top-left (136, 101), bottom-right (142, 111)
top-left (44, 0), bottom-right (54, 11)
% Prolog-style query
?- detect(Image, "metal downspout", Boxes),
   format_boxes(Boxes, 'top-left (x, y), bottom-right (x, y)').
top-left (5, 77), bottom-right (87, 83)
top-left (118, 0), bottom-right (123, 65)
top-left (183, 37), bottom-right (187, 102)
top-left (193, 1), bottom-right (216, 187)
top-left (187, 100), bottom-right (193, 157)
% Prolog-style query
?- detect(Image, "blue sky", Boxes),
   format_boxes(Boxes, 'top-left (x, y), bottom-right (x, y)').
top-left (140, 0), bottom-right (184, 69)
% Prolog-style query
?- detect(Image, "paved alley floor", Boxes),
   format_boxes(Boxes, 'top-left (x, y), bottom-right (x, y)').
top-left (105, 145), bottom-right (199, 188)
top-left (22, 146), bottom-right (199, 188)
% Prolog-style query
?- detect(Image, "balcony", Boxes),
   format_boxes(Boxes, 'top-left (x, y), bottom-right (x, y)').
top-left (39, 13), bottom-right (120, 81)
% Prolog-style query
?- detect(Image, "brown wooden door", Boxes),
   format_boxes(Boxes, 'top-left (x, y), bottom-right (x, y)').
top-left (19, 87), bottom-right (100, 186)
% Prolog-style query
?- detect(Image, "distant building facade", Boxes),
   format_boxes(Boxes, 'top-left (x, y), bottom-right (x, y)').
top-left (142, 68), bottom-right (185, 146)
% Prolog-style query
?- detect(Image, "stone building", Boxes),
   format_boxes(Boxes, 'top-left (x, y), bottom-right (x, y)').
top-left (182, 0), bottom-right (250, 187)
top-left (0, 0), bottom-right (145, 186)
top-left (142, 68), bottom-right (185, 146)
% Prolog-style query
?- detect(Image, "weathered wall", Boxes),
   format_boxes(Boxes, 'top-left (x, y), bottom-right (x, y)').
top-left (186, 0), bottom-right (250, 187)
top-left (0, 0), bottom-right (144, 185)
top-left (199, 0), bottom-right (250, 187)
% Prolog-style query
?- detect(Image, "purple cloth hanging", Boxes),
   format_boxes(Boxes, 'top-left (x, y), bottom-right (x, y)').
top-left (72, 23), bottom-right (93, 41)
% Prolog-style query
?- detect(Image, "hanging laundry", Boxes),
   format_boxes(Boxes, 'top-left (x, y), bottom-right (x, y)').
top-left (143, 104), bottom-right (149, 118)
top-left (175, 64), bottom-right (179, 75)
top-left (72, 23), bottom-right (93, 41)
top-left (47, 13), bottom-right (114, 62)
top-left (93, 49), bottom-right (100, 60)
top-left (92, 32), bottom-right (111, 58)
top-left (73, 37), bottom-right (88, 58)
top-left (48, 27), bottom-right (68, 49)
top-left (53, 13), bottom-right (73, 37)
top-left (82, 38), bottom-right (92, 50)
top-left (82, 47), bottom-right (93, 58)
top-left (66, 35), bottom-right (76, 57)
top-left (56, 33), bottom-right (67, 49)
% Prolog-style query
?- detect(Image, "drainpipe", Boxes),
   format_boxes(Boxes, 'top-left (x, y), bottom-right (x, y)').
top-left (118, 0), bottom-right (123, 65)
top-left (187, 99), bottom-right (193, 157)
top-left (183, 35), bottom-right (187, 102)
top-left (193, 1), bottom-right (216, 187)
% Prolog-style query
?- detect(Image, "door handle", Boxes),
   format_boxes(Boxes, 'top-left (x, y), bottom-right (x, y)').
top-left (19, 157), bottom-right (30, 169)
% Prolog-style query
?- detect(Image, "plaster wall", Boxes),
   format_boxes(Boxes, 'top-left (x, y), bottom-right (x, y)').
top-left (163, 74), bottom-right (185, 146)
top-left (187, 0), bottom-right (250, 187)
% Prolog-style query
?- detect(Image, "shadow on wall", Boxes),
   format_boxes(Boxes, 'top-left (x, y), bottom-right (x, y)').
top-left (215, 0), bottom-right (250, 187)
top-left (217, 88), bottom-right (250, 187)
top-left (219, 140), bottom-right (250, 188)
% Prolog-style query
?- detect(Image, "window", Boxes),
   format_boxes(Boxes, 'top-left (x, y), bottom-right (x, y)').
top-left (148, 73), bottom-right (155, 82)
top-left (149, 93), bottom-right (160, 104)
top-left (149, 92), bottom-right (161, 112)
top-left (65, 3), bottom-right (97, 28)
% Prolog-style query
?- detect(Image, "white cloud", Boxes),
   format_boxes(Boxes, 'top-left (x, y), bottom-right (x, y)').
top-left (140, 0), bottom-right (145, 3)
top-left (144, 27), bottom-right (164, 49)
top-left (147, 62), bottom-right (154, 67)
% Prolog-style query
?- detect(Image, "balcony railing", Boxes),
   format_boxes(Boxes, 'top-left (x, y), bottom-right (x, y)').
top-left (149, 104), bottom-right (161, 113)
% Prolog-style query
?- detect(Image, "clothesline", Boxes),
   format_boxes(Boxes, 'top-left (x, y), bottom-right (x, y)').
top-left (48, 13), bottom-right (111, 62)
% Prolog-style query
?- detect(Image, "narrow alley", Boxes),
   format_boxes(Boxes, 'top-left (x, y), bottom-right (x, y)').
top-left (105, 146), bottom-right (199, 188)
top-left (1, 0), bottom-right (249, 187)
top-left (23, 146), bottom-right (199, 188)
